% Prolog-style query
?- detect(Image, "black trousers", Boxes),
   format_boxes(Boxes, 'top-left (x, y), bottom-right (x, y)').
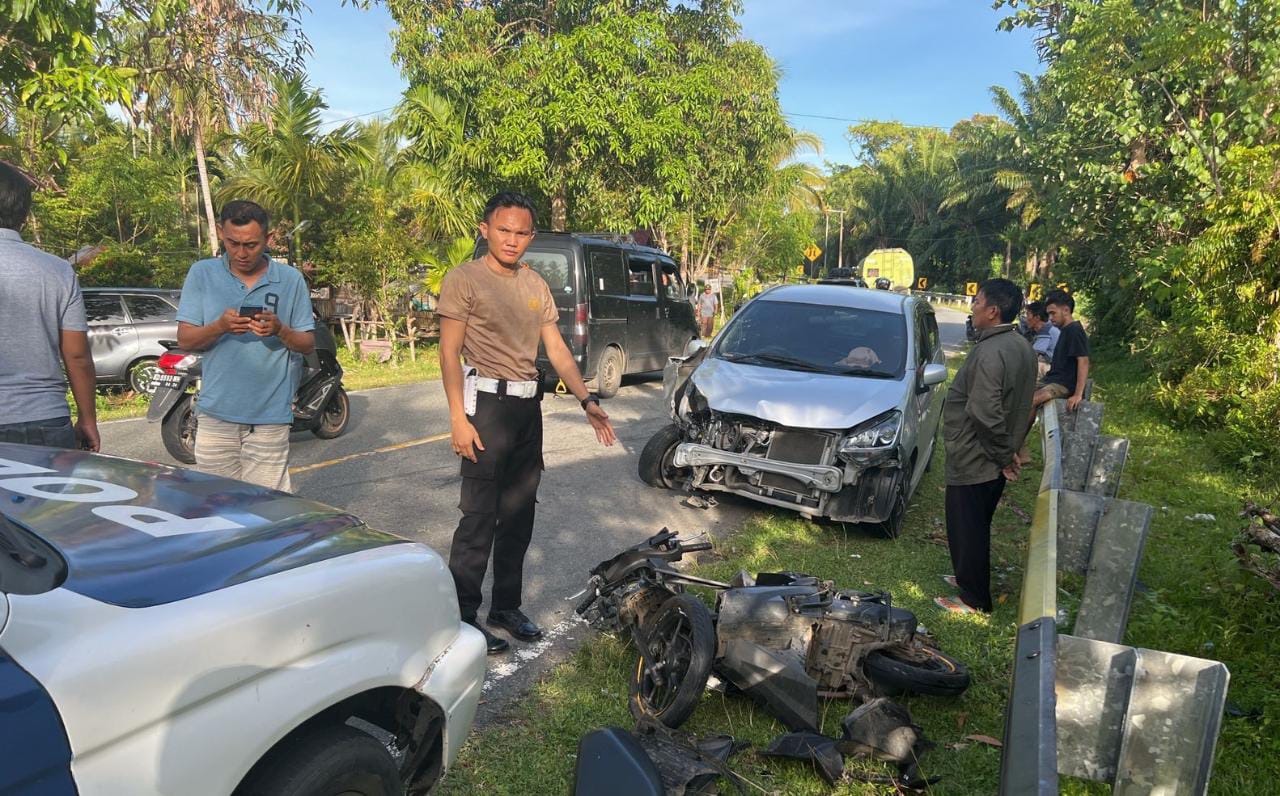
top-left (448, 391), bottom-right (543, 623)
top-left (945, 476), bottom-right (1007, 612)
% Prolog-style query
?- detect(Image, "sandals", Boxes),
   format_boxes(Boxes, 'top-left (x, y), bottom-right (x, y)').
top-left (941, 574), bottom-right (958, 589)
top-left (934, 596), bottom-right (981, 615)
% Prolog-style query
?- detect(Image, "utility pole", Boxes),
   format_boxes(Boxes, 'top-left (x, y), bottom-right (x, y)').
top-left (822, 209), bottom-right (846, 273)
top-left (835, 209), bottom-right (846, 269)
top-left (822, 213), bottom-right (830, 275)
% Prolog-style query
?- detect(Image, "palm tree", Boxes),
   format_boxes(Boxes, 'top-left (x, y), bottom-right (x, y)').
top-left (113, 0), bottom-right (308, 254)
top-left (219, 76), bottom-right (361, 257)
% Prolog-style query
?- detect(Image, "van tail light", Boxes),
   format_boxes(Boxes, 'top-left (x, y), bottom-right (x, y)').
top-left (573, 302), bottom-right (588, 350)
top-left (158, 352), bottom-right (197, 374)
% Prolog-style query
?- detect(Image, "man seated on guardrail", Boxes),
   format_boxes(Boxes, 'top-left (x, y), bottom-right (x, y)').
top-left (936, 278), bottom-right (1037, 615)
top-left (1024, 300), bottom-right (1059, 377)
top-left (1016, 289), bottom-right (1090, 466)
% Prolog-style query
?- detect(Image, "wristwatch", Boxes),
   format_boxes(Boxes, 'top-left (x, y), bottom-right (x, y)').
top-left (581, 393), bottom-right (600, 410)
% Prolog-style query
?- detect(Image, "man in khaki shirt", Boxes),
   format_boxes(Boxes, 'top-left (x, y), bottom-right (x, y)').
top-left (437, 192), bottom-right (616, 654)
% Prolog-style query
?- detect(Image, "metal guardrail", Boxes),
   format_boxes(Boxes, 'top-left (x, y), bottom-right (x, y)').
top-left (999, 400), bottom-right (1230, 795)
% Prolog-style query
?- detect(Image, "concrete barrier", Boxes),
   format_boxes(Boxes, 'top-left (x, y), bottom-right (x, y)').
top-left (1000, 400), bottom-right (1230, 795)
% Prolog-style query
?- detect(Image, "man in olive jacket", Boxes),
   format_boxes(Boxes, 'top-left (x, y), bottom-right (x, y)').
top-left (936, 278), bottom-right (1037, 614)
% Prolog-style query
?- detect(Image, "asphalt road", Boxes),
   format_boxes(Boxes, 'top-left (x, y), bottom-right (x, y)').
top-left (98, 305), bottom-right (969, 720)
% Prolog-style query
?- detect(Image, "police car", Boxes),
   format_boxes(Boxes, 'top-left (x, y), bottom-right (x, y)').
top-left (0, 443), bottom-right (485, 795)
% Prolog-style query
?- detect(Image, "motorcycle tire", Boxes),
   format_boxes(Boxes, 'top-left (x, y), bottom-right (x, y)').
top-left (864, 645), bottom-right (971, 697)
top-left (628, 593), bottom-right (715, 729)
top-left (312, 387), bottom-right (350, 439)
top-left (161, 394), bottom-right (198, 465)
top-left (638, 424), bottom-right (686, 489)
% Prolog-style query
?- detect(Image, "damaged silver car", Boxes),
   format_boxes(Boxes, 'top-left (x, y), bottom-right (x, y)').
top-left (640, 284), bottom-right (947, 536)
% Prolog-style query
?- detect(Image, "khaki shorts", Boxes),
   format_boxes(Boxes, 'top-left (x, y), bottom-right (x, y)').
top-left (1036, 381), bottom-right (1071, 400)
top-left (195, 415), bottom-right (292, 491)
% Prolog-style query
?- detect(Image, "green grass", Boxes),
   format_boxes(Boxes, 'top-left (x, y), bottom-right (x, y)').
top-left (440, 351), bottom-right (1280, 795)
top-left (90, 345), bottom-right (442, 422)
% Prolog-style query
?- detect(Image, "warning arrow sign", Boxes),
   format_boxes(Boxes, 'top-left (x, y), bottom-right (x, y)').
top-left (803, 243), bottom-right (822, 262)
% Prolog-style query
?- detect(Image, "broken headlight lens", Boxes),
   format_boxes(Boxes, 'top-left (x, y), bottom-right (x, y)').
top-left (838, 410), bottom-right (901, 461)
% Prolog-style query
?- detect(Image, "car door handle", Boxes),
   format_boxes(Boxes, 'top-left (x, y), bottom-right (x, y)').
top-left (111, 327), bottom-right (132, 336)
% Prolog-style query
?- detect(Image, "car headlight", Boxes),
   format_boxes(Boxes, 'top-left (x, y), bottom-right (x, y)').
top-left (838, 410), bottom-right (902, 460)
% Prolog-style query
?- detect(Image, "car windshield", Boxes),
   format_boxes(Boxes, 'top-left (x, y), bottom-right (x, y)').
top-left (713, 299), bottom-right (906, 378)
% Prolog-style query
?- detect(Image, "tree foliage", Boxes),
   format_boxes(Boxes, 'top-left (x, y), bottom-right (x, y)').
top-left (993, 0), bottom-right (1280, 469)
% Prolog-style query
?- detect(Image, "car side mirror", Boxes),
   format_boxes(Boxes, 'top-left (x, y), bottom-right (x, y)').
top-left (684, 338), bottom-right (708, 357)
top-left (921, 363), bottom-right (947, 388)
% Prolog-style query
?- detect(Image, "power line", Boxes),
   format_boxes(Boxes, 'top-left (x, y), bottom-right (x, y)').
top-left (318, 105), bottom-right (397, 128)
top-left (784, 111), bottom-right (949, 131)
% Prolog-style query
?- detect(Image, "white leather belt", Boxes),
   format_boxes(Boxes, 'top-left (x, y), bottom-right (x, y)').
top-left (475, 375), bottom-right (539, 399)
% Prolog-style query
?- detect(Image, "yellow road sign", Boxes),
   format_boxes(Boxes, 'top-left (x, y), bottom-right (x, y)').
top-left (795, 264), bottom-right (805, 275)
top-left (916, 276), bottom-right (929, 291)
top-left (803, 243), bottom-right (822, 262)
top-left (1028, 283), bottom-right (1043, 301)
top-left (965, 281), bottom-right (978, 297)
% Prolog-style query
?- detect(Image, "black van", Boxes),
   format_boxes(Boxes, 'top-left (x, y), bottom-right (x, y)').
top-left (475, 233), bottom-right (699, 397)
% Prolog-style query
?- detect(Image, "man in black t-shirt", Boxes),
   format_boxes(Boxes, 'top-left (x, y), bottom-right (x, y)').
top-left (1017, 289), bottom-right (1089, 465)
top-left (1038, 290), bottom-right (1090, 409)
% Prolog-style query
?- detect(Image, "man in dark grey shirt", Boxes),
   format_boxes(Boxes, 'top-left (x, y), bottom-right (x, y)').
top-left (0, 161), bottom-right (99, 450)
top-left (936, 278), bottom-right (1036, 614)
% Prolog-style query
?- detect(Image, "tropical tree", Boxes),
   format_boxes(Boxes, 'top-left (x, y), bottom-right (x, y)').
top-left (113, 0), bottom-right (309, 254)
top-left (219, 75), bottom-right (361, 259)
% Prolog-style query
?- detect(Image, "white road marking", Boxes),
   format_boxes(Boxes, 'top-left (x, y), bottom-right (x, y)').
top-left (482, 613), bottom-right (588, 692)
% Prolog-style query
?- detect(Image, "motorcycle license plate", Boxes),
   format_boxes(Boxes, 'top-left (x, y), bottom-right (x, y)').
top-left (153, 373), bottom-right (183, 390)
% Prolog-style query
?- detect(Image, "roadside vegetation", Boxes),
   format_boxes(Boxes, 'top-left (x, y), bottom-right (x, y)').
top-left (441, 352), bottom-right (1280, 795)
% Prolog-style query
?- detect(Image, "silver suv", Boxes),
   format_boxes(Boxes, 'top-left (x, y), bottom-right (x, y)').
top-left (640, 284), bottom-right (947, 536)
top-left (82, 288), bottom-right (181, 394)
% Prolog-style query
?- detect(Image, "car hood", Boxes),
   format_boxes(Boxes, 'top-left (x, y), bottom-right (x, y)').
top-left (690, 358), bottom-right (907, 430)
top-left (0, 444), bottom-right (406, 608)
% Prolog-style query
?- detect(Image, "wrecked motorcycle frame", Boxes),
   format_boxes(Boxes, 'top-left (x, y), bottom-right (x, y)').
top-left (575, 530), bottom-right (970, 732)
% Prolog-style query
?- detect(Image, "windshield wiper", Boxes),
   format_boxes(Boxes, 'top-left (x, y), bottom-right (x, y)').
top-left (832, 366), bottom-right (896, 379)
top-left (723, 352), bottom-right (831, 373)
top-left (0, 513), bottom-right (48, 569)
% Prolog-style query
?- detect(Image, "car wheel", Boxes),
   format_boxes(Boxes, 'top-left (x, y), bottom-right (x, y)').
top-left (235, 722), bottom-right (401, 796)
top-left (129, 358), bottom-right (161, 395)
top-left (160, 394), bottom-right (197, 465)
top-left (879, 476), bottom-right (908, 539)
top-left (638, 424), bottom-right (687, 489)
top-left (597, 346), bottom-right (624, 399)
top-left (311, 388), bottom-right (350, 439)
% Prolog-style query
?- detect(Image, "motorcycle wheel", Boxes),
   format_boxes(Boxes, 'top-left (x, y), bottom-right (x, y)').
top-left (312, 388), bottom-right (350, 439)
top-left (864, 645), bottom-right (971, 697)
top-left (628, 593), bottom-right (715, 729)
top-left (161, 394), bottom-right (198, 465)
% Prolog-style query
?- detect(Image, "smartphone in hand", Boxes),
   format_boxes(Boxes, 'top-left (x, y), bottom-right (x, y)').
top-left (239, 305), bottom-right (264, 318)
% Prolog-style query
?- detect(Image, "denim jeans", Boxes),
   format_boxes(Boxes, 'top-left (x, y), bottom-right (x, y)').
top-left (0, 416), bottom-right (77, 449)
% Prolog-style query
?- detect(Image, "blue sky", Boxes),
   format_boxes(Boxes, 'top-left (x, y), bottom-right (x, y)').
top-left (303, 1), bottom-right (1043, 166)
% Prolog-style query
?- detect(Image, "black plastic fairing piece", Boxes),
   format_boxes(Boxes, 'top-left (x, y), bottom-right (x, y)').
top-left (573, 727), bottom-right (665, 796)
top-left (841, 697), bottom-right (924, 764)
top-left (715, 639), bottom-right (819, 732)
top-left (760, 731), bottom-right (845, 785)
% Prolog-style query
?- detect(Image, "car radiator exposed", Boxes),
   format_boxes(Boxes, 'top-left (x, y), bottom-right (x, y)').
top-left (761, 430), bottom-right (831, 491)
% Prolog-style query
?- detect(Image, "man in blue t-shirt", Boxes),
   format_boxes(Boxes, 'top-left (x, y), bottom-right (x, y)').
top-left (176, 200), bottom-right (315, 490)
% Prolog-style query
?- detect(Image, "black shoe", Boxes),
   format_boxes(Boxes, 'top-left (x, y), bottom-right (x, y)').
top-left (486, 609), bottom-right (544, 642)
top-left (467, 620), bottom-right (510, 654)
